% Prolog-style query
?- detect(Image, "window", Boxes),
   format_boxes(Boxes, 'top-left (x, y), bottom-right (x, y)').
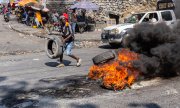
top-left (142, 13), bottom-right (158, 23)
top-left (161, 11), bottom-right (173, 21)
top-left (124, 13), bottom-right (145, 23)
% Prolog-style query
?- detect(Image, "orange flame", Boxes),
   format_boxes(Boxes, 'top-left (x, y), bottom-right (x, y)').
top-left (88, 49), bottom-right (140, 90)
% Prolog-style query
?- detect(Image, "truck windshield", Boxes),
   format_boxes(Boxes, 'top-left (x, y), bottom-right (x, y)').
top-left (125, 13), bottom-right (145, 23)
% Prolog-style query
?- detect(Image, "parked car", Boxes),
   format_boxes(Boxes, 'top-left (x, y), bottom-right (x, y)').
top-left (101, 10), bottom-right (179, 47)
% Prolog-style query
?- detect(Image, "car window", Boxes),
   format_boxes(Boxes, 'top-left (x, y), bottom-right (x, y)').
top-left (142, 13), bottom-right (158, 23)
top-left (125, 13), bottom-right (145, 23)
top-left (161, 11), bottom-right (173, 21)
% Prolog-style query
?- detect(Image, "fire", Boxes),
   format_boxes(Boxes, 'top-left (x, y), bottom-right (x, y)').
top-left (88, 49), bottom-right (140, 90)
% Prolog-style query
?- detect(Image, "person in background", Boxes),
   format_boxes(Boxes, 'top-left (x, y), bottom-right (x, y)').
top-left (70, 9), bottom-right (77, 34)
top-left (2, 5), bottom-right (6, 14)
top-left (22, 10), bottom-right (29, 25)
top-left (57, 16), bottom-right (82, 67)
top-left (4, 6), bottom-right (10, 18)
top-left (35, 11), bottom-right (43, 28)
top-left (0, 4), bottom-right (3, 14)
top-left (3, 6), bottom-right (7, 14)
top-left (62, 9), bottom-right (69, 22)
top-left (7, 2), bottom-right (11, 12)
top-left (52, 10), bottom-right (59, 23)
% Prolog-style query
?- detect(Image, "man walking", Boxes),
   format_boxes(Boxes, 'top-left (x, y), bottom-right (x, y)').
top-left (57, 16), bottom-right (82, 67)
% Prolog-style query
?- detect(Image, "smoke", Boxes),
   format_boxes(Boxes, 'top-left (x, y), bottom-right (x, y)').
top-left (126, 22), bottom-right (180, 77)
top-left (175, 0), bottom-right (180, 18)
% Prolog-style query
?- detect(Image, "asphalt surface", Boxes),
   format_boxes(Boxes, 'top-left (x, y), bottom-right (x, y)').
top-left (0, 16), bottom-right (45, 56)
top-left (0, 15), bottom-right (179, 108)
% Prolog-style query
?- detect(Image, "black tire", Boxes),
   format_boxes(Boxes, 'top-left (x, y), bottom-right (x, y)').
top-left (109, 43), bottom-right (121, 48)
top-left (92, 51), bottom-right (116, 65)
top-left (45, 36), bottom-right (63, 59)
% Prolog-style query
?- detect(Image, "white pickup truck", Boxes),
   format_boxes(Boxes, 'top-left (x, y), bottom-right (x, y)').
top-left (101, 10), bottom-right (178, 47)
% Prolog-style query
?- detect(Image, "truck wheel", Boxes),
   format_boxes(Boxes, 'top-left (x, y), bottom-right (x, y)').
top-left (45, 36), bottom-right (63, 59)
top-left (92, 51), bottom-right (116, 65)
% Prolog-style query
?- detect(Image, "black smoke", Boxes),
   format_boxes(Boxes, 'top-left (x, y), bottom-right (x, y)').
top-left (175, 0), bottom-right (180, 18)
top-left (125, 22), bottom-right (180, 77)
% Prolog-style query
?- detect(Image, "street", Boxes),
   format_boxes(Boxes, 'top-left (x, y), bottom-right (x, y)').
top-left (0, 16), bottom-right (180, 108)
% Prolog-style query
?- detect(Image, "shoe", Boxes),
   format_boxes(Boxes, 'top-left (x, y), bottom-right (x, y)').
top-left (77, 59), bottom-right (82, 67)
top-left (56, 63), bottom-right (65, 68)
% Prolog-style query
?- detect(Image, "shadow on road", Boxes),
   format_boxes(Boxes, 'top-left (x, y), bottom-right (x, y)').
top-left (0, 75), bottom-right (108, 107)
top-left (36, 75), bottom-right (109, 99)
top-left (0, 73), bottom-right (111, 107)
top-left (99, 44), bottom-right (120, 49)
top-left (0, 76), bottom-right (6, 82)
top-left (45, 60), bottom-right (71, 67)
top-left (70, 103), bottom-right (98, 108)
top-left (0, 81), bottom-right (58, 107)
top-left (128, 103), bottom-right (161, 108)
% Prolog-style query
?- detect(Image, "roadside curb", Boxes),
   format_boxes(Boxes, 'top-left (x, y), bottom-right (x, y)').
top-left (9, 24), bottom-right (101, 42)
top-left (9, 24), bottom-right (49, 39)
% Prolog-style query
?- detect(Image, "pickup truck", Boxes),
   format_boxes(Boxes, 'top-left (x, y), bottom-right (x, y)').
top-left (101, 9), bottom-right (178, 47)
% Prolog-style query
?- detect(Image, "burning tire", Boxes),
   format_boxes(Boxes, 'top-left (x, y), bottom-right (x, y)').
top-left (92, 51), bottom-right (116, 65)
top-left (45, 36), bottom-right (63, 59)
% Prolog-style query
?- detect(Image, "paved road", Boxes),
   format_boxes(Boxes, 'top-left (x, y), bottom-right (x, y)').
top-left (0, 50), bottom-right (179, 108)
top-left (0, 16), bottom-right (45, 56)
top-left (0, 15), bottom-right (179, 108)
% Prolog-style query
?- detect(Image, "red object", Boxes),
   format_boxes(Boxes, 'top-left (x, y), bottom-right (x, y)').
top-left (63, 13), bottom-right (69, 22)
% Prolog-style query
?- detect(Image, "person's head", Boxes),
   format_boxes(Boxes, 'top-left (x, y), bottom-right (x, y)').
top-left (60, 15), bottom-right (66, 24)
top-left (132, 16), bottom-right (136, 20)
top-left (149, 13), bottom-right (154, 19)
